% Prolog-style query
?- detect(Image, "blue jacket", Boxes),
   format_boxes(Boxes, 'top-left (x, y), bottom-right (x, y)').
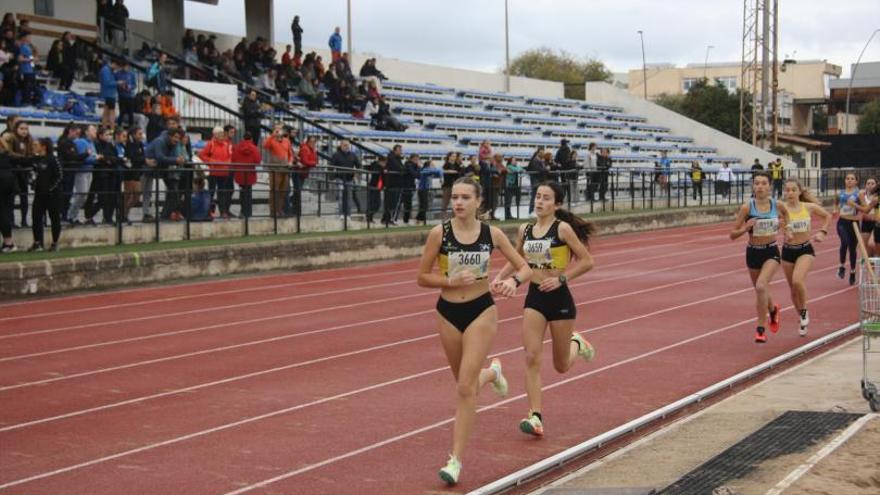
top-left (115, 69), bottom-right (136, 98)
top-left (99, 64), bottom-right (118, 99)
top-left (145, 133), bottom-right (181, 168)
top-left (190, 190), bottom-right (212, 220)
top-left (73, 137), bottom-right (97, 171)
top-left (18, 43), bottom-right (34, 74)
top-left (418, 166), bottom-right (443, 191)
top-left (328, 32), bottom-right (342, 52)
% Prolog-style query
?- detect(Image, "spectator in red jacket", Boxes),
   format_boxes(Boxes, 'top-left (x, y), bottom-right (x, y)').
top-left (198, 126), bottom-right (234, 218)
top-left (232, 132), bottom-right (260, 218)
top-left (298, 135), bottom-right (318, 175)
top-left (263, 123), bottom-right (294, 217)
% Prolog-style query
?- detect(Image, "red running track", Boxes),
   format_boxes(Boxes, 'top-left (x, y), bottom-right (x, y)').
top-left (0, 222), bottom-right (858, 494)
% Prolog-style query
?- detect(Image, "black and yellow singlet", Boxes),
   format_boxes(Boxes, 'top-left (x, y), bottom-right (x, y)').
top-left (438, 221), bottom-right (494, 280)
top-left (522, 219), bottom-right (570, 270)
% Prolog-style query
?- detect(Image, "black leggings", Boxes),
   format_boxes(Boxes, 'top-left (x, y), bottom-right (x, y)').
top-left (0, 179), bottom-right (14, 242)
top-left (32, 191), bottom-right (62, 246)
top-left (837, 218), bottom-right (858, 270)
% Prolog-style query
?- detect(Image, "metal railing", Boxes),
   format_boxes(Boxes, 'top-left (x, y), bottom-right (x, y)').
top-left (2, 166), bottom-right (866, 248)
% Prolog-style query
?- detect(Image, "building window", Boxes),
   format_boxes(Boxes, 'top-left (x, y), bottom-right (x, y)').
top-left (716, 76), bottom-right (737, 92)
top-left (34, 0), bottom-right (53, 16)
top-left (682, 78), bottom-right (699, 93)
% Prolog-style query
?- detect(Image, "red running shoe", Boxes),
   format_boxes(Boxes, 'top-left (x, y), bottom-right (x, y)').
top-left (769, 304), bottom-right (781, 333)
top-left (755, 327), bottom-right (767, 343)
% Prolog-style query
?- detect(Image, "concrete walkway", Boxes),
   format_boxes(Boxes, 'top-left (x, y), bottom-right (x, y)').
top-left (533, 335), bottom-right (880, 495)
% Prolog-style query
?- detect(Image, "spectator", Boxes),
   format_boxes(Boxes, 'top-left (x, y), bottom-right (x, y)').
top-left (231, 132), bottom-right (259, 218)
top-left (57, 124), bottom-right (83, 214)
top-left (66, 124), bottom-right (97, 224)
top-left (182, 29), bottom-right (196, 51)
top-left (133, 89), bottom-right (151, 131)
top-left (0, 13), bottom-right (14, 34)
top-left (504, 157), bottom-right (523, 220)
top-left (555, 139), bottom-right (574, 182)
top-left (489, 153), bottom-right (507, 220)
top-left (399, 153), bottom-right (420, 224)
top-left (124, 127), bottom-right (145, 222)
top-left (110, 0), bottom-right (129, 52)
top-left (330, 139), bottom-right (362, 218)
top-left (363, 96), bottom-right (380, 121)
top-left (84, 126), bottom-right (120, 225)
top-left (17, 32), bottom-right (35, 106)
top-left (263, 123), bottom-right (293, 217)
top-left (0, 139), bottom-right (13, 251)
top-left (716, 162), bottom-right (732, 198)
top-left (597, 148), bottom-right (612, 201)
top-left (146, 128), bottom-right (186, 221)
top-left (440, 151), bottom-right (461, 220)
top-left (478, 140), bottom-right (493, 164)
top-left (159, 90), bottom-right (178, 119)
top-left (416, 159), bottom-right (442, 223)
top-left (382, 144), bottom-right (404, 226)
top-left (97, 0), bottom-right (113, 42)
top-left (328, 27), bottom-right (342, 63)
top-left (223, 124), bottom-right (237, 145)
top-left (145, 103), bottom-right (165, 142)
top-left (527, 147), bottom-right (547, 213)
top-left (116, 60), bottom-right (136, 127)
top-left (189, 175), bottom-right (211, 221)
top-left (359, 58), bottom-right (387, 80)
top-left (365, 155), bottom-right (386, 224)
top-left (374, 99), bottom-right (406, 131)
top-left (751, 158), bottom-right (764, 172)
top-left (60, 31), bottom-right (76, 90)
top-left (146, 52), bottom-right (168, 92)
top-left (690, 160), bottom-right (703, 204)
top-left (198, 126), bottom-right (233, 218)
top-left (28, 138), bottom-right (63, 251)
top-left (241, 89), bottom-right (263, 141)
top-left (770, 158), bottom-right (784, 198)
top-left (584, 142), bottom-right (598, 201)
top-left (291, 16), bottom-right (303, 54)
top-left (99, 58), bottom-right (118, 127)
top-left (47, 40), bottom-right (66, 85)
top-left (281, 44), bottom-right (293, 67)
top-left (657, 150), bottom-right (671, 197)
top-left (0, 118), bottom-right (33, 227)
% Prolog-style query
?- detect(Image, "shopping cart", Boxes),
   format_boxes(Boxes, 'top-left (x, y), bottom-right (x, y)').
top-left (858, 258), bottom-right (880, 412)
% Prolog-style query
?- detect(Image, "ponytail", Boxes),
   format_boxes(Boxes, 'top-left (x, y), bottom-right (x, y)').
top-left (538, 181), bottom-right (595, 244)
top-left (555, 208), bottom-right (595, 244)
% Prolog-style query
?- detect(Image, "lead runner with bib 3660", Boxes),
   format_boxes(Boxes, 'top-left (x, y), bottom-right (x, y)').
top-left (417, 177), bottom-right (531, 486)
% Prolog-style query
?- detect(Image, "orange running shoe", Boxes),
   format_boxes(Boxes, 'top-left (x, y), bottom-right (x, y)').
top-left (768, 304), bottom-right (781, 333)
top-left (755, 326), bottom-right (767, 343)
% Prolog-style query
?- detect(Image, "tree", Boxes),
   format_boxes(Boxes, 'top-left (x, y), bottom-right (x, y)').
top-left (655, 78), bottom-right (750, 139)
top-left (858, 99), bottom-right (880, 134)
top-left (812, 106), bottom-right (828, 134)
top-left (506, 48), bottom-right (612, 100)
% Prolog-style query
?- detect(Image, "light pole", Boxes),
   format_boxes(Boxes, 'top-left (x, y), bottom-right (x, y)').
top-left (505, 0), bottom-right (510, 92)
top-left (346, 0), bottom-right (352, 57)
top-left (704, 45), bottom-right (714, 79)
top-left (844, 28), bottom-right (879, 134)
top-left (638, 30), bottom-right (647, 99)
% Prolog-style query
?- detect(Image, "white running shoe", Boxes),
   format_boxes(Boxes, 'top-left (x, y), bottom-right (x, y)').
top-left (439, 454), bottom-right (461, 485)
top-left (571, 333), bottom-right (596, 362)
top-left (489, 358), bottom-right (508, 397)
top-left (519, 412), bottom-right (544, 436)
top-left (799, 309), bottom-right (809, 337)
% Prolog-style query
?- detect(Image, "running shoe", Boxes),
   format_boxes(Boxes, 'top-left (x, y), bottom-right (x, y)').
top-left (837, 266), bottom-right (845, 279)
top-left (1, 244), bottom-right (16, 253)
top-left (850, 271), bottom-right (856, 286)
top-left (489, 358), bottom-right (508, 397)
top-left (768, 304), bottom-right (781, 333)
top-left (519, 412), bottom-right (544, 436)
top-left (438, 454), bottom-right (461, 485)
top-left (571, 333), bottom-right (596, 362)
top-left (799, 309), bottom-right (809, 328)
top-left (755, 326), bottom-right (767, 343)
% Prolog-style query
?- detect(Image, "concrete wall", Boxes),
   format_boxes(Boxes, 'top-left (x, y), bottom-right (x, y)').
top-left (586, 81), bottom-right (794, 168)
top-left (5, 0), bottom-right (97, 55)
top-left (244, 0), bottom-right (273, 44)
top-left (0, 205), bottom-right (741, 297)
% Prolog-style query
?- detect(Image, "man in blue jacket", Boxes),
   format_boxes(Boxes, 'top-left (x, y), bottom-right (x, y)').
top-left (67, 125), bottom-right (99, 224)
top-left (328, 27), bottom-right (342, 63)
top-left (145, 128), bottom-right (186, 220)
top-left (115, 60), bottom-right (137, 128)
top-left (99, 58), bottom-right (119, 127)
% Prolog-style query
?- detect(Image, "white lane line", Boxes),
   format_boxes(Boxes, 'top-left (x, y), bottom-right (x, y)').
top-left (0, 284), bottom-right (853, 492)
top-left (0, 224), bottom-right (732, 321)
top-left (0, 236), bottom-right (735, 357)
top-left (764, 413), bottom-right (878, 495)
top-left (221, 287), bottom-right (856, 495)
top-left (0, 241), bottom-right (763, 389)
top-left (0, 257), bottom-right (752, 428)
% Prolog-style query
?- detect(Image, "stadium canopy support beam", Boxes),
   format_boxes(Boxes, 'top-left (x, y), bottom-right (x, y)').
top-left (151, 0), bottom-right (184, 52)
top-left (245, 0), bottom-right (274, 45)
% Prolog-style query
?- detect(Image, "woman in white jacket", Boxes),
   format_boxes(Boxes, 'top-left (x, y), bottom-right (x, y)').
top-left (716, 162), bottom-right (733, 199)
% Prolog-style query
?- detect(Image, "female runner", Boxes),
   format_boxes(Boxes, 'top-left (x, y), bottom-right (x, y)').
top-left (834, 173), bottom-right (861, 285)
top-left (417, 176), bottom-right (531, 485)
top-left (781, 179), bottom-right (831, 336)
top-left (730, 172), bottom-right (789, 343)
top-left (493, 181), bottom-right (596, 437)
top-left (857, 177), bottom-right (879, 256)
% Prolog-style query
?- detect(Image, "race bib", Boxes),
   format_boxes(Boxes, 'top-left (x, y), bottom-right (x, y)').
top-left (753, 218), bottom-right (779, 237)
top-left (840, 204), bottom-right (856, 216)
top-left (788, 219), bottom-right (810, 234)
top-left (448, 250), bottom-right (490, 280)
top-left (523, 239), bottom-right (552, 268)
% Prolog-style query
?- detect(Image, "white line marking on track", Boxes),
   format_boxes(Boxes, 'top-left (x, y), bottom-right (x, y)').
top-left (0, 224), bottom-right (732, 322)
top-left (0, 285), bottom-right (854, 491)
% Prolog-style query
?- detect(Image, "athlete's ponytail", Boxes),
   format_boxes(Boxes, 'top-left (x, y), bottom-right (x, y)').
top-left (539, 181), bottom-right (595, 244)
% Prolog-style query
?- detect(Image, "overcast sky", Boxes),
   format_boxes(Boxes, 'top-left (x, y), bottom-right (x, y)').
top-left (128, 0), bottom-right (880, 77)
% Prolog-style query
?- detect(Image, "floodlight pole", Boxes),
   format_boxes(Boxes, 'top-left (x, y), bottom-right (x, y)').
top-left (638, 30), bottom-right (647, 99)
top-left (704, 45), bottom-right (714, 79)
top-left (346, 0), bottom-right (352, 57)
top-left (844, 28), bottom-right (879, 134)
top-left (505, 0), bottom-right (510, 92)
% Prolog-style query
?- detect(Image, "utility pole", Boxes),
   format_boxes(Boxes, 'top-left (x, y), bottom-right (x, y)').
top-left (346, 0), bottom-right (352, 57)
top-left (505, 0), bottom-right (510, 92)
top-left (845, 29), bottom-right (880, 134)
top-left (771, 0), bottom-right (778, 146)
top-left (704, 45), bottom-right (714, 79)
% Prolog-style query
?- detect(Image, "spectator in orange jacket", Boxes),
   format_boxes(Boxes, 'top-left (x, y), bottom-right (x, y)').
top-left (159, 91), bottom-right (178, 119)
top-left (263, 123), bottom-right (293, 216)
top-left (232, 132), bottom-right (260, 218)
top-left (198, 126), bottom-right (233, 218)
